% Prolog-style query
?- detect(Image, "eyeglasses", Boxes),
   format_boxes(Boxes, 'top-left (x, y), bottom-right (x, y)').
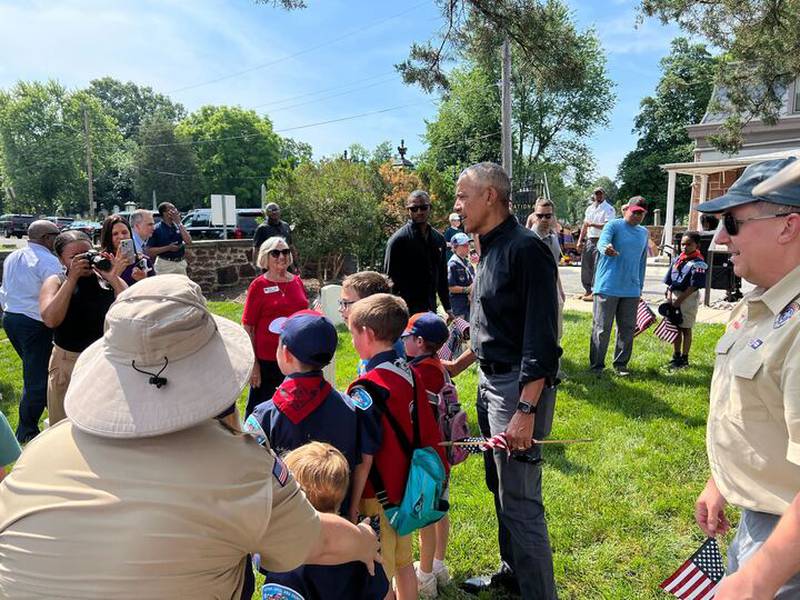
top-left (338, 299), bottom-right (357, 309)
top-left (722, 211), bottom-right (798, 236)
top-left (535, 213), bottom-right (554, 219)
top-left (268, 248), bottom-right (291, 258)
top-left (407, 204), bottom-right (430, 213)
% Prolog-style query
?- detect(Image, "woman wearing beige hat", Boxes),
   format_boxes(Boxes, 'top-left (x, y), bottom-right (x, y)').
top-left (39, 230), bottom-right (128, 426)
top-left (0, 275), bottom-right (380, 599)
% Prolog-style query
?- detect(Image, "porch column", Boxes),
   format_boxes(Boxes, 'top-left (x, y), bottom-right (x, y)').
top-left (691, 174), bottom-right (708, 230)
top-left (664, 170), bottom-right (677, 255)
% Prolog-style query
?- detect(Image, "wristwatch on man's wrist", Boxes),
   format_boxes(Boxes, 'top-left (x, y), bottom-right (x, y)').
top-left (516, 400), bottom-right (537, 414)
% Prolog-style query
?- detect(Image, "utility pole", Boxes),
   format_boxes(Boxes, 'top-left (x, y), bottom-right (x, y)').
top-left (82, 106), bottom-right (95, 220)
top-left (152, 189), bottom-right (157, 212)
top-left (501, 38), bottom-right (513, 182)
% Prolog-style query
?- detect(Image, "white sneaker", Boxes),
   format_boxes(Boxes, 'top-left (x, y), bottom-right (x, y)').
top-left (433, 563), bottom-right (450, 588)
top-left (414, 562), bottom-right (438, 599)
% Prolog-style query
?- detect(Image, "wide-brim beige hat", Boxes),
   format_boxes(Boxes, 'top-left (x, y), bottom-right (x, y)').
top-left (752, 157), bottom-right (800, 196)
top-left (65, 274), bottom-right (253, 439)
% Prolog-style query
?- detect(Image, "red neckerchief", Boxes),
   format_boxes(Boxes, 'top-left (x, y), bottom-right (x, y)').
top-left (272, 374), bottom-right (332, 425)
top-left (676, 249), bottom-right (703, 270)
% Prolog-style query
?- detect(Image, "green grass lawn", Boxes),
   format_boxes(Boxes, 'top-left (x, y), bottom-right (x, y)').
top-left (0, 305), bottom-right (727, 599)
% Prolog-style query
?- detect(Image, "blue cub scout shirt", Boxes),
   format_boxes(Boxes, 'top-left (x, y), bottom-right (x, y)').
top-left (263, 561), bottom-right (390, 600)
top-left (447, 254), bottom-right (474, 319)
top-left (664, 256), bottom-right (708, 292)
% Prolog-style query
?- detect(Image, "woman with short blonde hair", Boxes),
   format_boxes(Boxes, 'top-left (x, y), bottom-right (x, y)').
top-left (241, 236), bottom-right (307, 416)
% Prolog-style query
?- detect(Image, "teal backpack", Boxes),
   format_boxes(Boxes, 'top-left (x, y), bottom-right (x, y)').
top-left (370, 372), bottom-right (449, 536)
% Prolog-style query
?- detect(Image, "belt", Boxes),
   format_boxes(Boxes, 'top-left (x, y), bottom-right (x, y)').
top-left (158, 256), bottom-right (185, 262)
top-left (479, 361), bottom-right (514, 375)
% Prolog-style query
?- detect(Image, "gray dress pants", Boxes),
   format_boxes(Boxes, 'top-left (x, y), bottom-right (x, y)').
top-left (589, 294), bottom-right (639, 370)
top-left (580, 238), bottom-right (599, 295)
top-left (476, 367), bottom-right (557, 600)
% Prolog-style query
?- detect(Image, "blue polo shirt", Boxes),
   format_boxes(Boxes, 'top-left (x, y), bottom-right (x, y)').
top-left (664, 255), bottom-right (708, 292)
top-left (263, 560), bottom-right (389, 600)
top-left (147, 221), bottom-right (184, 260)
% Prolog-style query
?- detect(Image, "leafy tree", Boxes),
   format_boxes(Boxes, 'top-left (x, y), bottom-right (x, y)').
top-left (265, 158), bottom-right (385, 278)
top-left (616, 38), bottom-right (716, 216)
top-left (279, 136), bottom-right (313, 165)
top-left (639, 0), bottom-right (800, 152)
top-left (378, 162), bottom-right (425, 235)
top-left (177, 105), bottom-right (281, 207)
top-left (371, 140), bottom-right (394, 165)
top-left (397, 0), bottom-right (590, 94)
top-left (86, 77), bottom-right (185, 140)
top-left (0, 80), bottom-right (121, 215)
top-left (134, 117), bottom-right (201, 211)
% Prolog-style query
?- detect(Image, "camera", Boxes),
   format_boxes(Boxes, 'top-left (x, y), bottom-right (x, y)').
top-left (81, 250), bottom-right (112, 272)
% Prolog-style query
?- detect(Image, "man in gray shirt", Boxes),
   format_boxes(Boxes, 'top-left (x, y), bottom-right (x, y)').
top-left (528, 198), bottom-right (565, 340)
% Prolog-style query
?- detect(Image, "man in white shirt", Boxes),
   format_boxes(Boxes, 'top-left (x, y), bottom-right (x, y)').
top-left (0, 220), bottom-right (63, 442)
top-left (576, 187), bottom-right (616, 300)
top-left (130, 209), bottom-right (155, 256)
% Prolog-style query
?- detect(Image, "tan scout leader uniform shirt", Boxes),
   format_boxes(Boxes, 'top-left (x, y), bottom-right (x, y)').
top-left (0, 419), bottom-right (320, 599)
top-left (708, 264), bottom-right (800, 516)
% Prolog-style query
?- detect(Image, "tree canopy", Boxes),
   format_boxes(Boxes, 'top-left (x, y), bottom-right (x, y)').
top-left (640, 0), bottom-right (800, 152)
top-left (616, 38), bottom-right (716, 216)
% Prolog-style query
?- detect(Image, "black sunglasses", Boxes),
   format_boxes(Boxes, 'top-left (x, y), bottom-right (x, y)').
top-left (407, 204), bottom-right (430, 213)
top-left (722, 211), bottom-right (798, 236)
top-left (268, 248), bottom-right (291, 258)
top-left (535, 213), bottom-right (553, 219)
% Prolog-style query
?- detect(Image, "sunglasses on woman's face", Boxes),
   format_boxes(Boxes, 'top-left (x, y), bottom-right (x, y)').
top-left (407, 204), bottom-right (430, 213)
top-left (268, 248), bottom-right (291, 258)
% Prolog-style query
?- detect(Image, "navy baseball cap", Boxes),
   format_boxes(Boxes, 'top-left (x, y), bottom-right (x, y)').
top-left (697, 157), bottom-right (800, 213)
top-left (402, 312), bottom-right (449, 346)
top-left (269, 310), bottom-right (337, 368)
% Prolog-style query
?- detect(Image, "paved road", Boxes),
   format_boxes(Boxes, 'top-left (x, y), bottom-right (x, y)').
top-left (0, 236), bottom-right (27, 249)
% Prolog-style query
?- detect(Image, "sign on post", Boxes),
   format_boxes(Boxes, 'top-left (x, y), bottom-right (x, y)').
top-left (210, 194), bottom-right (237, 240)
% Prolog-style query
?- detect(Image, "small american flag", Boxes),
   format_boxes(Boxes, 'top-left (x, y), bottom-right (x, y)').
top-left (634, 299), bottom-right (656, 337)
top-left (654, 317), bottom-right (680, 343)
top-left (660, 538), bottom-right (725, 600)
top-left (437, 318), bottom-right (470, 361)
top-left (452, 317), bottom-right (470, 335)
top-left (455, 433), bottom-right (510, 454)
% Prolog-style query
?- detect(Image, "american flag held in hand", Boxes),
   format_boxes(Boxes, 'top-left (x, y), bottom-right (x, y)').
top-left (453, 433), bottom-right (510, 454)
top-left (654, 317), bottom-right (680, 344)
top-left (660, 537), bottom-right (725, 600)
top-left (437, 317), bottom-right (470, 361)
top-left (634, 299), bottom-right (657, 337)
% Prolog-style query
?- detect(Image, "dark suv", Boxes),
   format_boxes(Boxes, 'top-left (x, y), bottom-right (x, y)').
top-left (181, 208), bottom-right (262, 240)
top-left (0, 214), bottom-right (35, 238)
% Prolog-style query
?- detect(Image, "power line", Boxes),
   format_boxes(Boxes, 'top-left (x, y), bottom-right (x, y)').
top-left (167, 1), bottom-right (429, 94)
top-left (250, 71), bottom-right (396, 109)
top-left (267, 76), bottom-right (399, 114)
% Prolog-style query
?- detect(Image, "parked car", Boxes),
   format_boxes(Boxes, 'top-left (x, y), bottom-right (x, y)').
top-left (0, 214), bottom-right (36, 238)
top-left (45, 216), bottom-right (74, 231)
top-left (181, 208), bottom-right (263, 240)
top-left (65, 220), bottom-right (102, 244)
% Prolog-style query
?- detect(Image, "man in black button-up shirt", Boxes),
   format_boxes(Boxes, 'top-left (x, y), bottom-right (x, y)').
top-left (384, 190), bottom-right (453, 316)
top-left (448, 162), bottom-right (560, 600)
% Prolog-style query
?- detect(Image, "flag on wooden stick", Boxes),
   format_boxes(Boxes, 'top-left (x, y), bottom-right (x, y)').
top-left (634, 299), bottom-right (657, 337)
top-left (660, 538), bottom-right (725, 600)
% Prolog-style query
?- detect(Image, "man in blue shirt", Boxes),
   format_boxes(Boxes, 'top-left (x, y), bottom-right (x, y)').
top-left (589, 196), bottom-right (650, 376)
top-left (0, 220), bottom-right (63, 442)
top-left (147, 202), bottom-right (191, 275)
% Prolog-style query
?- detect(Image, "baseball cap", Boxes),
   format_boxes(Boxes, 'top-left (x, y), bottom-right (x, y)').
top-left (625, 196), bottom-right (648, 213)
top-left (451, 232), bottom-right (470, 246)
top-left (402, 312), bottom-right (449, 346)
top-left (699, 157), bottom-right (800, 212)
top-left (269, 310), bottom-right (337, 368)
top-left (593, 187), bottom-right (605, 195)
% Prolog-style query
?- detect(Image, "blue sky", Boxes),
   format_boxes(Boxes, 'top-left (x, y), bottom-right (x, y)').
top-left (0, 0), bottom-right (683, 181)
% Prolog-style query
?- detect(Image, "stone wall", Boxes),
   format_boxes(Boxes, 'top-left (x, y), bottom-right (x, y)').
top-left (185, 240), bottom-right (257, 294)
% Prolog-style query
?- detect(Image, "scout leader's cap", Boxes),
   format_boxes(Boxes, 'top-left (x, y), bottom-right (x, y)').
top-left (403, 312), bottom-right (449, 346)
top-left (698, 158), bottom-right (800, 212)
top-left (65, 275), bottom-right (254, 439)
top-left (269, 310), bottom-right (338, 368)
top-left (451, 232), bottom-right (470, 246)
top-left (752, 156), bottom-right (800, 196)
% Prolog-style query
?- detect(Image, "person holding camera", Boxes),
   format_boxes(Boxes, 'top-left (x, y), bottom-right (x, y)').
top-left (99, 214), bottom-right (154, 286)
top-left (39, 231), bottom-right (128, 426)
top-left (148, 202), bottom-right (192, 276)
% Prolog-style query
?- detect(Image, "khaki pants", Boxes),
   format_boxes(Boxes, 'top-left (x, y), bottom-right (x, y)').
top-left (47, 345), bottom-right (81, 426)
top-left (154, 257), bottom-right (188, 276)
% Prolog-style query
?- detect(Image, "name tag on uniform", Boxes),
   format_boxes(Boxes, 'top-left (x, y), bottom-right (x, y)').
top-left (263, 285), bottom-right (280, 294)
